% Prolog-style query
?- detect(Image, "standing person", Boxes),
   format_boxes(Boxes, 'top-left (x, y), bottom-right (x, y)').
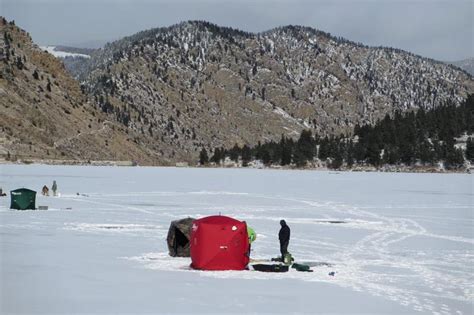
top-left (278, 219), bottom-right (290, 259)
top-left (52, 180), bottom-right (58, 196)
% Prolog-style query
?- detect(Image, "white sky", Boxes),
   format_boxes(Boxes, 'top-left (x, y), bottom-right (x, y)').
top-left (2, 0), bottom-right (473, 61)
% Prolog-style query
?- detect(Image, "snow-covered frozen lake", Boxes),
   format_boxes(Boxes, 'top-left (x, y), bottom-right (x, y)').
top-left (0, 165), bottom-right (473, 314)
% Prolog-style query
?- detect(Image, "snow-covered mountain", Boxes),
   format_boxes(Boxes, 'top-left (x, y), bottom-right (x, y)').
top-left (40, 46), bottom-right (92, 59)
top-left (76, 21), bottom-right (474, 163)
top-left (3, 18), bottom-right (474, 164)
top-left (39, 45), bottom-right (97, 81)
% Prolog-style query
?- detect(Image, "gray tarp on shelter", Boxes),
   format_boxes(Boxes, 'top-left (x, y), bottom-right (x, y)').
top-left (167, 217), bottom-right (195, 257)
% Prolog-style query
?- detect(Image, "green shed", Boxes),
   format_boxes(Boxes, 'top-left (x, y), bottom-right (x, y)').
top-left (10, 188), bottom-right (36, 210)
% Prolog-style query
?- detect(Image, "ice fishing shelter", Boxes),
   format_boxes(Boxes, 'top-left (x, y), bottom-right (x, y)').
top-left (10, 188), bottom-right (36, 210)
top-left (167, 217), bottom-right (195, 257)
top-left (190, 215), bottom-right (249, 270)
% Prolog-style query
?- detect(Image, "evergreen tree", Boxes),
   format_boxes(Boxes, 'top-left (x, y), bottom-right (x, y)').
top-left (280, 136), bottom-right (292, 166)
top-left (292, 147), bottom-right (307, 167)
top-left (445, 147), bottom-right (464, 169)
top-left (210, 148), bottom-right (223, 164)
top-left (262, 150), bottom-right (271, 165)
top-left (346, 140), bottom-right (354, 168)
top-left (229, 144), bottom-right (240, 162)
top-left (386, 146), bottom-right (401, 165)
top-left (466, 138), bottom-right (474, 162)
top-left (270, 140), bottom-right (282, 164)
top-left (16, 56), bottom-right (23, 70)
top-left (318, 137), bottom-right (330, 160)
top-left (199, 148), bottom-right (209, 165)
top-left (241, 145), bottom-right (251, 167)
top-left (444, 139), bottom-right (464, 169)
top-left (297, 130), bottom-right (315, 160)
top-left (399, 142), bottom-right (414, 165)
top-left (417, 140), bottom-right (434, 164)
top-left (366, 141), bottom-right (381, 166)
top-left (253, 141), bottom-right (263, 161)
top-left (291, 130), bottom-right (313, 166)
top-left (329, 146), bottom-right (343, 169)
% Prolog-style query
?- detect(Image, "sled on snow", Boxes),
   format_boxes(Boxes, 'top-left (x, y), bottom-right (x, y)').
top-left (291, 263), bottom-right (313, 272)
top-left (252, 264), bottom-right (289, 272)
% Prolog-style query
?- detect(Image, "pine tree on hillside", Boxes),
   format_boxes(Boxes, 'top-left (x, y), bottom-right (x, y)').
top-left (270, 140), bottom-right (282, 164)
top-left (292, 147), bottom-right (307, 167)
top-left (210, 95), bottom-right (473, 169)
top-left (444, 139), bottom-right (464, 169)
top-left (329, 146), bottom-right (343, 169)
top-left (280, 136), bottom-right (292, 166)
top-left (262, 150), bottom-right (271, 165)
top-left (297, 130), bottom-right (315, 160)
top-left (241, 145), bottom-right (251, 167)
top-left (16, 56), bottom-right (23, 70)
top-left (229, 144), bottom-right (240, 162)
top-left (465, 138), bottom-right (474, 162)
top-left (318, 137), bottom-right (330, 160)
top-left (199, 148), bottom-right (209, 165)
top-left (346, 140), bottom-right (354, 167)
top-left (366, 141), bottom-right (381, 166)
top-left (210, 148), bottom-right (223, 164)
top-left (353, 141), bottom-right (366, 163)
top-left (445, 147), bottom-right (464, 169)
top-left (416, 139), bottom-right (434, 164)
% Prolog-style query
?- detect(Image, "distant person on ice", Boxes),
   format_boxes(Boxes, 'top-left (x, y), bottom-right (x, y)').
top-left (279, 219), bottom-right (290, 258)
top-left (52, 180), bottom-right (58, 196)
top-left (41, 185), bottom-right (49, 196)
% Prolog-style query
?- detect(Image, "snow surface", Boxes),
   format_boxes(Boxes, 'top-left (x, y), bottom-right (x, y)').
top-left (40, 46), bottom-right (91, 59)
top-left (0, 165), bottom-right (473, 314)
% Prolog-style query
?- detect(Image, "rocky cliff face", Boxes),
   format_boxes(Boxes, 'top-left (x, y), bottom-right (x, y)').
top-left (79, 21), bottom-right (474, 162)
top-left (0, 18), bottom-right (164, 164)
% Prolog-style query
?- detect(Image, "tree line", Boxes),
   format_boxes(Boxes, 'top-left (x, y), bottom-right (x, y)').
top-left (200, 95), bottom-right (474, 170)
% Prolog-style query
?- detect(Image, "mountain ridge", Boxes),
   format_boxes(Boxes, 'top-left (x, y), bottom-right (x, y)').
top-left (449, 57), bottom-right (474, 76)
top-left (81, 21), bottom-right (471, 76)
top-left (2, 18), bottom-right (474, 165)
top-left (77, 20), bottom-right (474, 162)
top-left (0, 17), bottom-right (169, 165)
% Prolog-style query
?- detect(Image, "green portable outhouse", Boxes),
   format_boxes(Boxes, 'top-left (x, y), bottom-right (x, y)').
top-left (10, 188), bottom-right (36, 210)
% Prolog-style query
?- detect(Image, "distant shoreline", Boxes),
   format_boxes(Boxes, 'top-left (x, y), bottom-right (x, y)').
top-left (1, 158), bottom-right (471, 174)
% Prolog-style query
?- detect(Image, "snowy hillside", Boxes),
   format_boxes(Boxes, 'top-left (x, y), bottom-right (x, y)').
top-left (76, 21), bottom-right (474, 163)
top-left (40, 46), bottom-right (91, 59)
top-left (1, 165), bottom-right (472, 314)
top-left (450, 58), bottom-right (474, 76)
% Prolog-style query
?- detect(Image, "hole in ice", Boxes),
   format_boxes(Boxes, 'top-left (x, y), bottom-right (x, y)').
top-left (313, 220), bottom-right (347, 224)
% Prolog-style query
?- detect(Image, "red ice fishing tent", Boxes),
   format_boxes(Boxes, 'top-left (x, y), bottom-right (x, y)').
top-left (190, 215), bottom-right (249, 271)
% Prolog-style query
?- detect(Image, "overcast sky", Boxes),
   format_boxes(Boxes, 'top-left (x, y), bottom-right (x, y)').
top-left (2, 0), bottom-right (473, 61)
